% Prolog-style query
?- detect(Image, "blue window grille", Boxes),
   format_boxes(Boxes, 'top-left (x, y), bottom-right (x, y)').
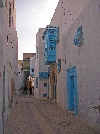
top-left (44, 83), bottom-right (47, 87)
top-left (73, 26), bottom-right (83, 47)
top-left (36, 77), bottom-right (38, 88)
top-left (42, 26), bottom-right (59, 65)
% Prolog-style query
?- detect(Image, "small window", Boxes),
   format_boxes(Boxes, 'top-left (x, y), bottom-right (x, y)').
top-left (36, 77), bottom-right (38, 88)
top-left (31, 68), bottom-right (34, 72)
top-left (44, 83), bottom-right (47, 87)
top-left (7, 36), bottom-right (8, 45)
top-left (43, 93), bottom-right (47, 97)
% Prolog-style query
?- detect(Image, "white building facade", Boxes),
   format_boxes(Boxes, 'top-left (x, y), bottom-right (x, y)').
top-left (34, 28), bottom-right (49, 100)
top-left (53, 0), bottom-right (100, 130)
top-left (30, 56), bottom-right (36, 88)
top-left (41, 0), bottom-right (100, 130)
top-left (30, 56), bottom-right (36, 77)
top-left (0, 0), bottom-right (18, 133)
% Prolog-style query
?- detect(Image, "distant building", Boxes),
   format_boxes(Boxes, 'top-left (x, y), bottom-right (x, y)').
top-left (34, 28), bottom-right (49, 100)
top-left (23, 53), bottom-right (35, 71)
top-left (0, 0), bottom-right (18, 133)
top-left (30, 56), bottom-right (36, 77)
top-left (22, 53), bottom-right (36, 87)
top-left (18, 60), bottom-right (23, 66)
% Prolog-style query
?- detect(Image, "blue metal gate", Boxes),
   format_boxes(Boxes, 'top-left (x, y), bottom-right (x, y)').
top-left (67, 66), bottom-right (78, 116)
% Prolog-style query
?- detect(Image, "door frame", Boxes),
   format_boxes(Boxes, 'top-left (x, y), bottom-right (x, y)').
top-left (67, 66), bottom-right (78, 116)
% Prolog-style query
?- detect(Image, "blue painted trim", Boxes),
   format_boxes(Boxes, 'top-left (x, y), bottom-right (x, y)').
top-left (30, 74), bottom-right (34, 77)
top-left (39, 72), bottom-right (48, 78)
top-left (30, 74), bottom-right (34, 76)
top-left (43, 93), bottom-right (47, 97)
top-left (67, 66), bottom-right (78, 116)
top-left (73, 26), bottom-right (83, 47)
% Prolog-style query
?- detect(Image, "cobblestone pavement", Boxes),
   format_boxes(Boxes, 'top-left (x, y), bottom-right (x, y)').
top-left (5, 93), bottom-right (100, 134)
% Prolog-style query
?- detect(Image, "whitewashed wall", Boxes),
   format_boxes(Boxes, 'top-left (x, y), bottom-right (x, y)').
top-left (34, 30), bottom-right (40, 99)
top-left (34, 28), bottom-right (49, 100)
top-left (49, 0), bottom-right (100, 130)
top-left (30, 57), bottom-right (34, 77)
top-left (0, 0), bottom-right (18, 133)
top-left (0, 7), bottom-right (4, 134)
top-left (18, 64), bottom-right (24, 95)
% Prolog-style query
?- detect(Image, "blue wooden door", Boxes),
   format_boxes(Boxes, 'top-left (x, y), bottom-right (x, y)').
top-left (67, 66), bottom-right (78, 116)
top-left (69, 76), bottom-right (74, 111)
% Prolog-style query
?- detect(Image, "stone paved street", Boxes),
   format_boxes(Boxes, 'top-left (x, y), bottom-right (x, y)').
top-left (5, 93), bottom-right (100, 134)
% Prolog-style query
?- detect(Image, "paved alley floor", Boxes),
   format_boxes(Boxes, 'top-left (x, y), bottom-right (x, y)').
top-left (5, 93), bottom-right (100, 134)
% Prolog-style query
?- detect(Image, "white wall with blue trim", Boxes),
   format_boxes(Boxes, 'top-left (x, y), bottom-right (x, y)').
top-left (49, 0), bottom-right (100, 130)
top-left (34, 28), bottom-right (49, 100)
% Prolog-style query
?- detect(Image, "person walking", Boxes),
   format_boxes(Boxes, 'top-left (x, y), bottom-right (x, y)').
top-left (29, 86), bottom-right (32, 95)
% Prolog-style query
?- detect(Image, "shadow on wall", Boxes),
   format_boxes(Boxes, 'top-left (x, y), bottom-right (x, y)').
top-left (9, 79), bottom-right (16, 108)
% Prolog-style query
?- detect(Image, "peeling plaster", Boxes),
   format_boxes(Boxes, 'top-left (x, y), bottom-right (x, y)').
top-left (92, 105), bottom-right (100, 113)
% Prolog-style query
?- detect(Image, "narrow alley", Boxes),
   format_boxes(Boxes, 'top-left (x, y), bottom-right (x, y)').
top-left (5, 93), bottom-right (99, 134)
top-left (1, 0), bottom-right (100, 133)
